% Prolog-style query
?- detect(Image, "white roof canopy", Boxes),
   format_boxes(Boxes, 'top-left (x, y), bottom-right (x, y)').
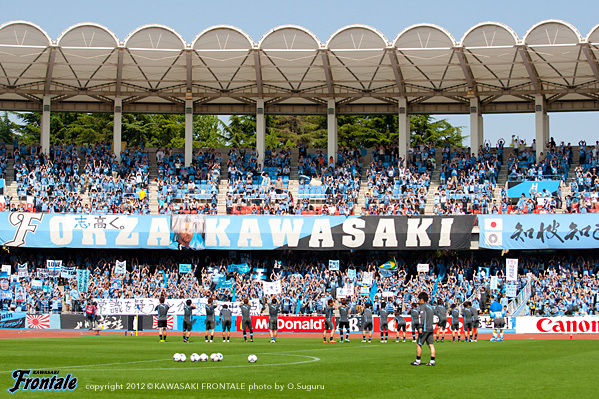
top-left (0, 20), bottom-right (598, 115)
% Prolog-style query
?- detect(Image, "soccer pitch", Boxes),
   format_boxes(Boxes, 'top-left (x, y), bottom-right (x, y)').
top-left (1, 335), bottom-right (597, 398)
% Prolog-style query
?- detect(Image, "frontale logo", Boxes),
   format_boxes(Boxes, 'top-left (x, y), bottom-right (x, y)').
top-left (7, 369), bottom-right (78, 394)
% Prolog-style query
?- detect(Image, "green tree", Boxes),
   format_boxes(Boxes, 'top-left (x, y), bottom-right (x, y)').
top-left (0, 112), bottom-right (14, 143)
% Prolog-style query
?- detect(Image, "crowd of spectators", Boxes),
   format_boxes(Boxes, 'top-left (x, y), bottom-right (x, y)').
top-left (3, 248), bottom-right (597, 318)
top-left (156, 148), bottom-right (221, 215)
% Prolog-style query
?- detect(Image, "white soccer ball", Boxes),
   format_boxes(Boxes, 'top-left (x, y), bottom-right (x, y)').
top-left (190, 353), bottom-right (200, 362)
top-left (199, 353), bottom-right (208, 362)
top-left (217, 353), bottom-right (223, 362)
top-left (179, 353), bottom-right (187, 362)
top-left (173, 353), bottom-right (181, 362)
top-left (210, 353), bottom-right (218, 362)
top-left (248, 354), bottom-right (257, 363)
top-left (433, 315), bottom-right (439, 324)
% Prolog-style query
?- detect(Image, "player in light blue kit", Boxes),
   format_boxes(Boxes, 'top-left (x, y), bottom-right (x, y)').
top-left (489, 296), bottom-right (506, 342)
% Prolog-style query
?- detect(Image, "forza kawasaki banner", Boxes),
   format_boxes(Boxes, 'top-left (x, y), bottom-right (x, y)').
top-left (479, 214), bottom-right (599, 250)
top-left (202, 215), bottom-right (474, 250)
top-left (0, 213), bottom-right (474, 251)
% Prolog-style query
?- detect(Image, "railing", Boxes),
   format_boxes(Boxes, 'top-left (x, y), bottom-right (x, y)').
top-left (507, 280), bottom-right (532, 316)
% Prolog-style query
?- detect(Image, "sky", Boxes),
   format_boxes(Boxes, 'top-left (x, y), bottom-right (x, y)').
top-left (2, 0), bottom-right (599, 147)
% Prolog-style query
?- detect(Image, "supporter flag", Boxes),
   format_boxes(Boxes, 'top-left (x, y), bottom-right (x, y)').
top-left (379, 259), bottom-right (397, 270)
top-left (262, 280), bottom-right (282, 295)
top-left (483, 218), bottom-right (503, 246)
top-left (362, 272), bottom-right (373, 286)
top-left (252, 268), bottom-right (267, 280)
top-left (347, 269), bottom-right (356, 279)
top-left (76, 269), bottom-right (90, 293)
top-left (179, 264), bottom-right (192, 273)
top-left (478, 267), bottom-right (490, 280)
top-left (218, 279), bottom-right (233, 289)
top-left (227, 263), bottom-right (248, 273)
top-left (17, 263), bottom-right (28, 278)
top-left (1, 264), bottom-right (10, 275)
top-left (328, 260), bottom-right (340, 271)
top-left (60, 266), bottom-right (76, 279)
top-left (46, 260), bottom-right (62, 278)
top-left (369, 280), bottom-right (378, 302)
top-left (115, 261), bottom-right (127, 274)
top-left (237, 265), bottom-right (250, 275)
top-left (27, 314), bottom-right (49, 329)
top-left (506, 258), bottom-right (518, 281)
top-left (152, 316), bottom-right (173, 329)
top-left (31, 280), bottom-right (42, 290)
top-left (379, 269), bottom-right (393, 278)
top-left (36, 269), bottom-right (48, 279)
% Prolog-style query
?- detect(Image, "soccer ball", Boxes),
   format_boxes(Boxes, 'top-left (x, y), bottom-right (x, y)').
top-left (210, 353), bottom-right (218, 362)
top-left (248, 354), bottom-right (257, 363)
top-left (433, 315), bottom-right (439, 324)
top-left (217, 353), bottom-right (223, 362)
top-left (190, 353), bottom-right (200, 362)
top-left (173, 353), bottom-right (181, 362)
top-left (179, 353), bottom-right (187, 362)
top-left (199, 353), bottom-right (208, 362)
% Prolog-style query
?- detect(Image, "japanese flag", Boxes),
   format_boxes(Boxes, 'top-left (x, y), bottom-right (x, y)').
top-left (483, 218), bottom-right (503, 246)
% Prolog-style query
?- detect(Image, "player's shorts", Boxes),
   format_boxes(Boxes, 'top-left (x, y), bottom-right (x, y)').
top-left (242, 319), bottom-right (253, 332)
top-left (472, 320), bottom-right (480, 329)
top-left (380, 322), bottom-right (389, 331)
top-left (451, 323), bottom-right (460, 331)
top-left (363, 321), bottom-right (373, 332)
top-left (493, 318), bottom-right (505, 329)
top-left (464, 322), bottom-right (473, 331)
top-left (417, 331), bottom-right (434, 346)
top-left (222, 320), bottom-right (231, 331)
top-left (157, 319), bottom-right (167, 329)
top-left (182, 320), bottom-right (192, 332)
top-left (324, 319), bottom-right (334, 331)
top-left (412, 323), bottom-right (421, 333)
top-left (339, 321), bottom-right (350, 330)
top-left (205, 319), bottom-right (215, 330)
top-left (269, 319), bottom-right (278, 331)
top-left (86, 313), bottom-right (95, 321)
top-left (437, 319), bottom-right (447, 329)
top-left (396, 321), bottom-right (406, 332)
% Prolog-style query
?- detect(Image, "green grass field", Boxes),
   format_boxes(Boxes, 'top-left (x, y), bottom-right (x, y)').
top-left (1, 335), bottom-right (597, 398)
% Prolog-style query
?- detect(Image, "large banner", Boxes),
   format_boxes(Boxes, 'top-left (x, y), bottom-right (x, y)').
top-left (0, 213), bottom-right (171, 249)
top-left (516, 316), bottom-right (599, 334)
top-left (0, 312), bottom-right (26, 328)
top-left (479, 214), bottom-right (599, 250)
top-left (203, 215), bottom-right (474, 250)
top-left (0, 213), bottom-right (474, 251)
top-left (507, 181), bottom-right (560, 198)
top-left (94, 298), bottom-right (261, 317)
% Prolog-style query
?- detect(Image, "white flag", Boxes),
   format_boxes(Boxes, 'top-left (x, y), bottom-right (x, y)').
top-left (506, 258), bottom-right (518, 281)
top-left (262, 280), bottom-right (282, 296)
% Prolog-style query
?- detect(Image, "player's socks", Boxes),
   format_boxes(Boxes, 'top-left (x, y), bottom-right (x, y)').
top-left (223, 337), bottom-right (226, 342)
top-left (159, 335), bottom-right (162, 341)
top-left (205, 336), bottom-right (208, 342)
top-left (411, 356), bottom-right (421, 366)
top-left (323, 337), bottom-right (327, 343)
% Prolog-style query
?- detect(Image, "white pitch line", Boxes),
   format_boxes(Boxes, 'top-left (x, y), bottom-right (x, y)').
top-left (64, 354), bottom-right (321, 371)
top-left (0, 358), bottom-right (168, 374)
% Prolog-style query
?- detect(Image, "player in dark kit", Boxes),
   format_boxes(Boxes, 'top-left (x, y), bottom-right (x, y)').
top-left (411, 292), bottom-right (436, 366)
top-left (450, 303), bottom-right (461, 342)
top-left (205, 297), bottom-right (216, 343)
top-left (435, 300), bottom-right (447, 343)
top-left (323, 299), bottom-right (337, 343)
top-left (155, 296), bottom-right (170, 342)
top-left (361, 302), bottom-right (373, 343)
top-left (379, 301), bottom-right (389, 343)
top-left (182, 299), bottom-right (195, 343)
top-left (410, 303), bottom-right (420, 342)
top-left (469, 302), bottom-right (479, 342)
top-left (240, 298), bottom-right (253, 342)
top-left (462, 302), bottom-right (473, 342)
top-left (394, 307), bottom-right (407, 343)
top-left (268, 296), bottom-right (280, 343)
top-left (220, 304), bottom-right (232, 342)
top-left (337, 299), bottom-right (351, 343)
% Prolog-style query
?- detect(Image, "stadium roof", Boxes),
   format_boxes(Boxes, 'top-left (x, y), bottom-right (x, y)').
top-left (0, 20), bottom-right (599, 115)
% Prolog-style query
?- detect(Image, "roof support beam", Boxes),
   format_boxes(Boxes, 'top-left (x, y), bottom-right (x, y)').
top-left (116, 48), bottom-right (124, 97)
top-left (456, 48), bottom-right (475, 92)
top-left (518, 46), bottom-right (541, 93)
top-left (387, 50), bottom-right (405, 97)
top-left (44, 47), bottom-right (57, 95)
top-left (186, 50), bottom-right (193, 92)
top-left (253, 50), bottom-right (263, 98)
top-left (321, 50), bottom-right (335, 97)
top-left (582, 44), bottom-right (599, 82)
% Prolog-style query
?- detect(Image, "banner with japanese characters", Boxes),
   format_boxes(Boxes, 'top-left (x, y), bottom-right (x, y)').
top-left (479, 214), bottom-right (599, 250)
